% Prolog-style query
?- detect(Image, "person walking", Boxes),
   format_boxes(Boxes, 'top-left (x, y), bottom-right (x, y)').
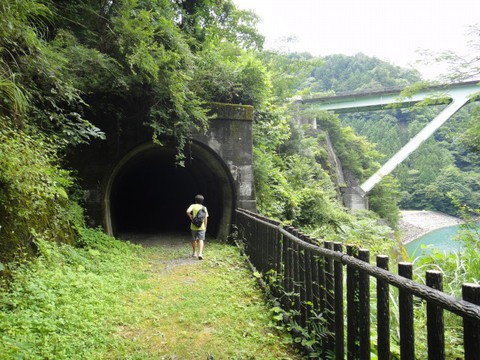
top-left (186, 194), bottom-right (209, 260)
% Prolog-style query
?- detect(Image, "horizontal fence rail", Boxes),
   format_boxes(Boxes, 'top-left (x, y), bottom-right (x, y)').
top-left (235, 208), bottom-right (480, 359)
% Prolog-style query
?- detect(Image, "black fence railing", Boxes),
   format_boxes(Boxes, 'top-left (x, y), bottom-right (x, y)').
top-left (235, 208), bottom-right (480, 359)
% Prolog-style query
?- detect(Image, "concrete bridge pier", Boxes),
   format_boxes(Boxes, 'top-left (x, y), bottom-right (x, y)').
top-left (341, 186), bottom-right (368, 210)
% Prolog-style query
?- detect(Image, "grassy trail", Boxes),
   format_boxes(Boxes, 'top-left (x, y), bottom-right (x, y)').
top-left (0, 231), bottom-right (302, 359)
top-left (123, 233), bottom-right (301, 359)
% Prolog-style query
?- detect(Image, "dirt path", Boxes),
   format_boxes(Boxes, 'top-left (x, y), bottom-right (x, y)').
top-left (119, 231), bottom-right (191, 248)
top-left (119, 231), bottom-right (199, 269)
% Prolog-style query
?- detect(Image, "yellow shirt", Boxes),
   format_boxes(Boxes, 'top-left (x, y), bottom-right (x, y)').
top-left (187, 204), bottom-right (209, 231)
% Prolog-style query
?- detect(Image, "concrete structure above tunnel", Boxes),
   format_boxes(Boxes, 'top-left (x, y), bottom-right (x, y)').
top-left (68, 103), bottom-right (256, 241)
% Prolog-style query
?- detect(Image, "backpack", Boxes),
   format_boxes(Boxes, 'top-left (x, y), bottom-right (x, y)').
top-left (192, 206), bottom-right (206, 227)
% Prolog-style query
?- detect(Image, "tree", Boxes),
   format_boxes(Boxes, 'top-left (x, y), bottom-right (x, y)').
top-left (259, 50), bottom-right (324, 103)
top-left (306, 53), bottom-right (421, 94)
top-left (0, 0), bottom-right (267, 153)
top-left (192, 43), bottom-right (272, 107)
top-left (173, 0), bottom-right (264, 50)
top-left (0, 0), bottom-right (104, 145)
top-left (418, 25), bottom-right (480, 83)
top-left (418, 24), bottom-right (480, 158)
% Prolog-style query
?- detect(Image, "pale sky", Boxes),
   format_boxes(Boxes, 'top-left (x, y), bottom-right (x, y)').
top-left (233, 0), bottom-right (480, 80)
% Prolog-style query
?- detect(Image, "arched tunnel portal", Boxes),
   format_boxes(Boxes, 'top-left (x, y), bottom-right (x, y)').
top-left (105, 142), bottom-right (235, 240)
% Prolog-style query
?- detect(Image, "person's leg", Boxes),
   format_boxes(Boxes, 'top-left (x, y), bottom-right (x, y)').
top-left (191, 231), bottom-right (198, 257)
top-left (192, 240), bottom-right (197, 256)
top-left (198, 230), bottom-right (206, 259)
top-left (198, 240), bottom-right (204, 259)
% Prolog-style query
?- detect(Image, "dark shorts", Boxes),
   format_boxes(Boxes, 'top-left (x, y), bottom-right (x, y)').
top-left (191, 230), bottom-right (206, 241)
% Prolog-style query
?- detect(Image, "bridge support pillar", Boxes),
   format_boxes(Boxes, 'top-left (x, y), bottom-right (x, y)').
top-left (341, 186), bottom-right (368, 211)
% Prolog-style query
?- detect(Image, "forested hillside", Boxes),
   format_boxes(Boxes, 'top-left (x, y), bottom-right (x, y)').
top-left (293, 53), bottom-right (480, 217)
top-left (304, 53), bottom-right (420, 92)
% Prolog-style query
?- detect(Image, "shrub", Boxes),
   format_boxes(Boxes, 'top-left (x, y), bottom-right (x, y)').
top-left (0, 123), bottom-right (81, 266)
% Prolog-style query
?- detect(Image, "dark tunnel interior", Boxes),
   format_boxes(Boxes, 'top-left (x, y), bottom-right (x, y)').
top-left (110, 146), bottom-right (226, 237)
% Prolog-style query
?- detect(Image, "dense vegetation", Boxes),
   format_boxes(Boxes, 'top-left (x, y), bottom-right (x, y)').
top-left (1, 0), bottom-right (479, 357)
top-left (3, 0), bottom-right (477, 271)
top-left (0, 0), bottom-right (268, 264)
top-left (2, 1), bottom-right (478, 257)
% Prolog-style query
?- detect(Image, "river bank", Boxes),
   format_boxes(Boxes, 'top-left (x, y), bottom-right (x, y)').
top-left (398, 210), bottom-right (463, 244)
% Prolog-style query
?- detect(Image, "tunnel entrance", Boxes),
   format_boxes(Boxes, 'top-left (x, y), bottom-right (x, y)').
top-left (107, 143), bottom-right (235, 239)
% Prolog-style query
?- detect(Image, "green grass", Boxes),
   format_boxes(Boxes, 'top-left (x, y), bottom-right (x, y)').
top-left (0, 230), bottom-right (302, 359)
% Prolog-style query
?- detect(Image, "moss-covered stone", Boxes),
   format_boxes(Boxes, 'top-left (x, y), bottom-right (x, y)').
top-left (208, 102), bottom-right (253, 121)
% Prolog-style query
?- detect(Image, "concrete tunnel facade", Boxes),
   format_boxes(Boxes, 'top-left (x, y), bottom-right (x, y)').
top-left (69, 103), bottom-right (256, 241)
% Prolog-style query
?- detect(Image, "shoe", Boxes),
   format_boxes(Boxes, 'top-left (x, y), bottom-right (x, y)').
top-left (192, 253), bottom-right (197, 258)
top-left (198, 254), bottom-right (203, 260)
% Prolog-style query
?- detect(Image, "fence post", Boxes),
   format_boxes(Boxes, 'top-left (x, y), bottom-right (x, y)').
top-left (334, 242), bottom-right (345, 360)
top-left (358, 249), bottom-right (371, 360)
top-left (292, 240), bottom-right (302, 325)
top-left (298, 242), bottom-right (308, 327)
top-left (273, 231), bottom-right (283, 300)
top-left (311, 249), bottom-right (320, 312)
top-left (288, 233), bottom-right (296, 318)
top-left (270, 221), bottom-right (277, 270)
top-left (250, 217), bottom-right (256, 266)
top-left (463, 283), bottom-right (480, 360)
top-left (297, 234), bottom-right (308, 327)
top-left (324, 241), bottom-right (335, 353)
top-left (317, 242), bottom-right (326, 321)
top-left (265, 222), bottom-right (271, 271)
top-left (347, 245), bottom-right (359, 359)
top-left (399, 262), bottom-right (415, 360)
top-left (258, 218), bottom-right (264, 271)
top-left (376, 255), bottom-right (390, 360)
top-left (275, 229), bottom-right (282, 279)
top-left (426, 270), bottom-right (445, 360)
top-left (283, 235), bottom-right (291, 310)
top-left (304, 246), bottom-right (314, 326)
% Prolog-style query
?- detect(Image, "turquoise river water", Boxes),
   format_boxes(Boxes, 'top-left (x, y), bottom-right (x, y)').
top-left (404, 225), bottom-right (464, 258)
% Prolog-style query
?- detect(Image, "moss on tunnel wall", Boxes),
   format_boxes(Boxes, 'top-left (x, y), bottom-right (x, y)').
top-left (208, 103), bottom-right (254, 121)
